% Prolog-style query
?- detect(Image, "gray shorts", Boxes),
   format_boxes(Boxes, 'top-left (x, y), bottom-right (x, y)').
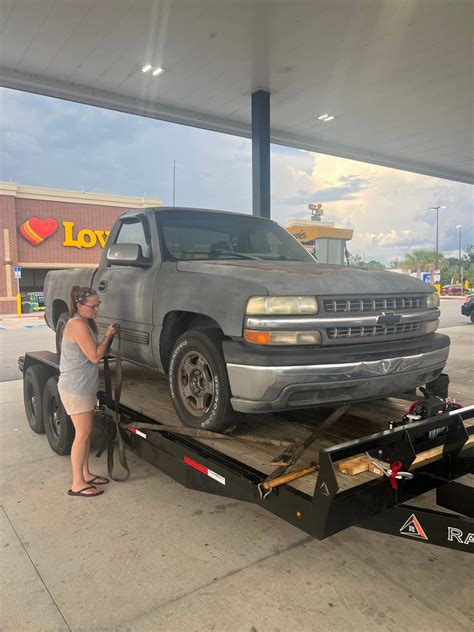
top-left (58, 389), bottom-right (97, 416)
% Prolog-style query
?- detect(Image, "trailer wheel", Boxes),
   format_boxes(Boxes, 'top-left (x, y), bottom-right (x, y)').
top-left (23, 365), bottom-right (53, 433)
top-left (43, 376), bottom-right (75, 455)
top-left (169, 329), bottom-right (237, 432)
top-left (55, 312), bottom-right (69, 355)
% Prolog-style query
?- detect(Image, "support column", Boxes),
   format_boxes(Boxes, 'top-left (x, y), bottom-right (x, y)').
top-left (252, 90), bottom-right (270, 218)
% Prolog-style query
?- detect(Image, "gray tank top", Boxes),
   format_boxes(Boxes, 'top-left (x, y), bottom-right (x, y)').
top-left (58, 316), bottom-right (99, 396)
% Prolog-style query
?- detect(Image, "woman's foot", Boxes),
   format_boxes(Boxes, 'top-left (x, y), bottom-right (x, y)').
top-left (84, 474), bottom-right (109, 485)
top-left (68, 483), bottom-right (103, 496)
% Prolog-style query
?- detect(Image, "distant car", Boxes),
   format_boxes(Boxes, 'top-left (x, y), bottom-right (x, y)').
top-left (442, 284), bottom-right (463, 295)
top-left (461, 295), bottom-right (474, 323)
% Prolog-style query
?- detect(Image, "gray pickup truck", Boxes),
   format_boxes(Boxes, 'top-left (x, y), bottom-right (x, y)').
top-left (44, 207), bottom-right (449, 431)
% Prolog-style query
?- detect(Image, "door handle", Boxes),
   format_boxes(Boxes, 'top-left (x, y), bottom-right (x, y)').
top-left (98, 280), bottom-right (108, 292)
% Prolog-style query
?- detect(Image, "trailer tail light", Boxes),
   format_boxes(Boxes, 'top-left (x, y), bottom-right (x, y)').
top-left (184, 456), bottom-right (226, 485)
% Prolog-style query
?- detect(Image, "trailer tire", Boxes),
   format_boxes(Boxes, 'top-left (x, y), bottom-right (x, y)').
top-left (55, 312), bottom-right (69, 355)
top-left (43, 376), bottom-right (75, 455)
top-left (23, 365), bottom-right (53, 433)
top-left (169, 329), bottom-right (237, 432)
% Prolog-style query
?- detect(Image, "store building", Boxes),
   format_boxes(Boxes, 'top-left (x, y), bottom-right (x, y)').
top-left (0, 183), bottom-right (161, 315)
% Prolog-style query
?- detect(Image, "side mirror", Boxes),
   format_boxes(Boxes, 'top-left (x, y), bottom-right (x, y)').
top-left (107, 243), bottom-right (151, 268)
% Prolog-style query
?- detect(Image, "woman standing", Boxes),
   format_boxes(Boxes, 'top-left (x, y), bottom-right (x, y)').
top-left (58, 286), bottom-right (118, 497)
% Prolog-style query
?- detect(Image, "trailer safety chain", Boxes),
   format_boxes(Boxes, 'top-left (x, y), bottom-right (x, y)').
top-left (364, 452), bottom-right (413, 489)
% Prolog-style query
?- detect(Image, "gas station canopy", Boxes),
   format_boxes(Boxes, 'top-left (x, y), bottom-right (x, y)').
top-left (0, 0), bottom-right (472, 184)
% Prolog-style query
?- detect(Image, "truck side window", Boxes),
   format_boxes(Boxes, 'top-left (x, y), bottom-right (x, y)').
top-left (114, 218), bottom-right (151, 259)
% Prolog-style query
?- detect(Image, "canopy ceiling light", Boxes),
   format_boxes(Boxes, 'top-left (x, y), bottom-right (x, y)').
top-left (141, 64), bottom-right (165, 76)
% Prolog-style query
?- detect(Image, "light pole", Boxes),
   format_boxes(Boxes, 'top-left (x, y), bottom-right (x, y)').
top-left (430, 205), bottom-right (446, 267)
top-left (456, 224), bottom-right (463, 293)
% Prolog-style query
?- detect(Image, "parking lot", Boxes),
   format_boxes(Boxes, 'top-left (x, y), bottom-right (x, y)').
top-left (0, 298), bottom-right (472, 631)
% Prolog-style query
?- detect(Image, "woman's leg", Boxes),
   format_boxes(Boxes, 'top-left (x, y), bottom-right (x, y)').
top-left (70, 410), bottom-right (101, 494)
top-left (82, 436), bottom-right (108, 484)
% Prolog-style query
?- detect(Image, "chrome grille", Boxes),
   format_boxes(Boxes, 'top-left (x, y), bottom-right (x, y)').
top-left (324, 296), bottom-right (424, 313)
top-left (327, 322), bottom-right (422, 339)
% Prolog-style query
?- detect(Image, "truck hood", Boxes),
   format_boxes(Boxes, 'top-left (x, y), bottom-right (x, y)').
top-left (177, 260), bottom-right (433, 296)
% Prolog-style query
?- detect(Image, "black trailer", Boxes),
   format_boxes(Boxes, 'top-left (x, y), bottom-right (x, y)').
top-left (20, 351), bottom-right (474, 553)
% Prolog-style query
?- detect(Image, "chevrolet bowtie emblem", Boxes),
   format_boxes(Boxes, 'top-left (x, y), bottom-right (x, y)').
top-left (377, 311), bottom-right (402, 326)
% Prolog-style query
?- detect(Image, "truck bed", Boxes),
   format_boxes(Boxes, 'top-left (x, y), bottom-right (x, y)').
top-left (103, 362), bottom-right (420, 496)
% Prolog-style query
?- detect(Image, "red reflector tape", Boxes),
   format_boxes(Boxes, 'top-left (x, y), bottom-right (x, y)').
top-left (184, 456), bottom-right (226, 485)
top-left (128, 426), bottom-right (146, 439)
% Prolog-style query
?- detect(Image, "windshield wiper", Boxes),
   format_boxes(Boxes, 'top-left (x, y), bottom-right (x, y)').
top-left (211, 249), bottom-right (261, 261)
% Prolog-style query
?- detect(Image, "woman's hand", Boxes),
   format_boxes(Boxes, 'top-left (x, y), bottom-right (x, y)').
top-left (106, 322), bottom-right (119, 339)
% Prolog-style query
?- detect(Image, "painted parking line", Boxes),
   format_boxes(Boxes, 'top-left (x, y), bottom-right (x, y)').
top-left (23, 324), bottom-right (48, 329)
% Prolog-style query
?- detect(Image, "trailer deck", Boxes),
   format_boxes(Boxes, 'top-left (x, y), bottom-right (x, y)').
top-left (20, 351), bottom-right (474, 553)
top-left (114, 362), bottom-right (417, 495)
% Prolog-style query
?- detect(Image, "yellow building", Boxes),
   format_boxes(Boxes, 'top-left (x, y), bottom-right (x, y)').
top-left (287, 205), bottom-right (353, 264)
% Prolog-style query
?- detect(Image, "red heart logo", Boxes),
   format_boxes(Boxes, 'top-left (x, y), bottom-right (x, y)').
top-left (20, 217), bottom-right (59, 246)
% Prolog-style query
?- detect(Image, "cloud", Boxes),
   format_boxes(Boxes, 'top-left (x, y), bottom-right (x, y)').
top-left (1, 87), bottom-right (472, 265)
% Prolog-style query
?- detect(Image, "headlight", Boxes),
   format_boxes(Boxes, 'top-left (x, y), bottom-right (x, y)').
top-left (246, 296), bottom-right (318, 315)
top-left (425, 319), bottom-right (439, 334)
top-left (427, 293), bottom-right (440, 309)
top-left (244, 329), bottom-right (321, 345)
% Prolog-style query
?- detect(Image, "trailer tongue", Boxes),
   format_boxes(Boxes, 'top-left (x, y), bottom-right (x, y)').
top-left (20, 351), bottom-right (473, 553)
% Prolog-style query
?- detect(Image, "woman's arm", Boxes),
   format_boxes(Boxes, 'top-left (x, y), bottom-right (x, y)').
top-left (68, 320), bottom-right (116, 364)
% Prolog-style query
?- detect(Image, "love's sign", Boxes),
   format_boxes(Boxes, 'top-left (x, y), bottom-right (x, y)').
top-left (20, 217), bottom-right (59, 246)
top-left (63, 222), bottom-right (110, 249)
top-left (19, 217), bottom-right (110, 249)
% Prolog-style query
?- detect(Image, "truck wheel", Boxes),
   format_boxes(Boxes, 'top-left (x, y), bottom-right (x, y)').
top-left (55, 312), bottom-right (69, 355)
top-left (23, 365), bottom-right (53, 433)
top-left (169, 329), bottom-right (236, 432)
top-left (470, 312), bottom-right (474, 323)
top-left (43, 376), bottom-right (75, 455)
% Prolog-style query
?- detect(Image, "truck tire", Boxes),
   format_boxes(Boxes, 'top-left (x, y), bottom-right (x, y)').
top-left (43, 376), bottom-right (75, 455)
top-left (169, 329), bottom-right (237, 432)
top-left (23, 365), bottom-right (53, 433)
top-left (55, 312), bottom-right (69, 355)
top-left (470, 311), bottom-right (474, 323)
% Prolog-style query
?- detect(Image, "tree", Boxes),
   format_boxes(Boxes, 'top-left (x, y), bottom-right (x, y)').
top-left (400, 249), bottom-right (442, 275)
top-left (390, 258), bottom-right (401, 269)
top-left (365, 260), bottom-right (386, 270)
top-left (348, 254), bottom-right (385, 269)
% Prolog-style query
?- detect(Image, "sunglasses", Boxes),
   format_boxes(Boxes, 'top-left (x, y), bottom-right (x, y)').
top-left (81, 301), bottom-right (101, 310)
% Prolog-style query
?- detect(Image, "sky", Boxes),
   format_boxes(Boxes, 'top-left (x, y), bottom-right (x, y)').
top-left (1, 87), bottom-right (472, 265)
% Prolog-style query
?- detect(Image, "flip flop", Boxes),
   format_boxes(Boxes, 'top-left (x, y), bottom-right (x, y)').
top-left (86, 475), bottom-right (109, 485)
top-left (67, 486), bottom-right (104, 497)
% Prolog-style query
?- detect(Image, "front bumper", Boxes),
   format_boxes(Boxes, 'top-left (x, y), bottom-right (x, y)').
top-left (227, 347), bottom-right (449, 413)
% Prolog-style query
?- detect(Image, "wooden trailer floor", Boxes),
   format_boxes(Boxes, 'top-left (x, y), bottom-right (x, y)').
top-left (101, 363), bottom-right (449, 497)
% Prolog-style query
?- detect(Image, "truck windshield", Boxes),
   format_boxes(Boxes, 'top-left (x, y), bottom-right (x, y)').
top-left (156, 210), bottom-right (315, 263)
